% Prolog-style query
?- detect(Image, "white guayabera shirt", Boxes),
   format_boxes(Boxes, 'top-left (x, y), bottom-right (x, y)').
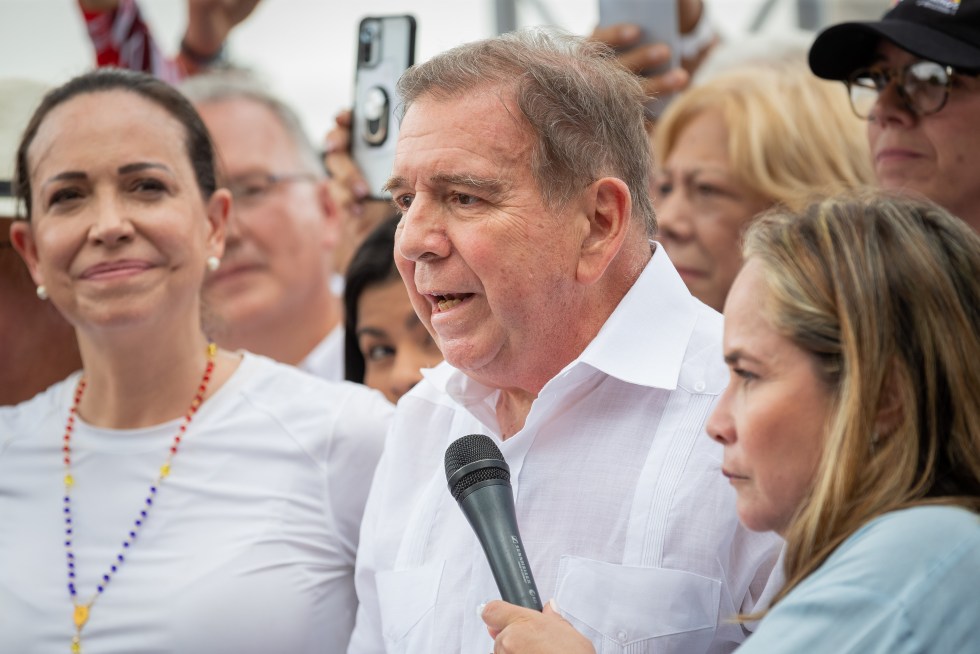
top-left (348, 245), bottom-right (785, 654)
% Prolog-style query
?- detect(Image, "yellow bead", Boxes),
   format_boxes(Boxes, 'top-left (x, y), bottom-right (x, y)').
top-left (71, 641), bottom-right (81, 654)
top-left (64, 475), bottom-right (74, 487)
top-left (207, 343), bottom-right (217, 357)
top-left (73, 604), bottom-right (89, 628)
top-left (160, 463), bottom-right (170, 478)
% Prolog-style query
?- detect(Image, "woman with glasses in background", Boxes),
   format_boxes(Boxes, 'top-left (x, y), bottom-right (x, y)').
top-left (808, 0), bottom-right (980, 234)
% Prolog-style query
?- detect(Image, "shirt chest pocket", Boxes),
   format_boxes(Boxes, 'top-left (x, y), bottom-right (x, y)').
top-left (376, 561), bottom-right (444, 652)
top-left (555, 556), bottom-right (722, 654)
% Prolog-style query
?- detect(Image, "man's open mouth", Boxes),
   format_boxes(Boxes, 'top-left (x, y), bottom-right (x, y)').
top-left (432, 293), bottom-right (472, 312)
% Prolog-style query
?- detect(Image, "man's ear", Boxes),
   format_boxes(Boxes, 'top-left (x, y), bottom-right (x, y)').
top-left (576, 176), bottom-right (632, 285)
top-left (205, 188), bottom-right (231, 261)
top-left (316, 179), bottom-right (341, 251)
top-left (10, 220), bottom-right (44, 287)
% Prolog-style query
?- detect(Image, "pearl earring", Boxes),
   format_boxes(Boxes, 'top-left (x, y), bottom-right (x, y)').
top-left (36, 285), bottom-right (48, 301)
top-left (206, 256), bottom-right (221, 272)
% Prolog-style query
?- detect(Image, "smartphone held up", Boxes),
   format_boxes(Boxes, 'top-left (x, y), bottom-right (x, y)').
top-left (598, 0), bottom-right (680, 119)
top-left (351, 15), bottom-right (417, 199)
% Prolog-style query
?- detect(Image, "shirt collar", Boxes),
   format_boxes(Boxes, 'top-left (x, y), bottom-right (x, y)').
top-left (576, 241), bottom-right (700, 390)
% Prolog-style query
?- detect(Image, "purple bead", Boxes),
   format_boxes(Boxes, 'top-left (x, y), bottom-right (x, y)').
top-left (103, 574), bottom-right (110, 582)
top-left (135, 520), bottom-right (142, 526)
top-left (65, 518), bottom-right (71, 524)
top-left (68, 553), bottom-right (74, 560)
top-left (63, 507), bottom-right (70, 514)
top-left (64, 540), bottom-right (70, 547)
top-left (97, 585), bottom-right (103, 593)
top-left (123, 541), bottom-right (130, 548)
top-left (68, 583), bottom-right (75, 592)
top-left (68, 572), bottom-right (75, 579)
top-left (63, 496), bottom-right (70, 503)
top-left (117, 554), bottom-right (124, 562)
top-left (110, 565), bottom-right (117, 573)
top-left (68, 562), bottom-right (74, 569)
top-left (150, 486), bottom-right (157, 493)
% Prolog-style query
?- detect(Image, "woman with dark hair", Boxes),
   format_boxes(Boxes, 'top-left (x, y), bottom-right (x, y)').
top-left (343, 216), bottom-right (442, 404)
top-left (0, 68), bottom-right (391, 653)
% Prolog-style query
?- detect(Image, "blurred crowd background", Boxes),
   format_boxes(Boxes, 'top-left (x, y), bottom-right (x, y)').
top-left (0, 0), bottom-right (883, 143)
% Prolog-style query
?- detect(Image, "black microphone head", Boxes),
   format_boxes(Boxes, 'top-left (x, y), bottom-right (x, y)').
top-left (444, 434), bottom-right (510, 501)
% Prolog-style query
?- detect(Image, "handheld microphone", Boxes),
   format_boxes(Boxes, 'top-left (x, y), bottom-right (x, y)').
top-left (444, 434), bottom-right (542, 611)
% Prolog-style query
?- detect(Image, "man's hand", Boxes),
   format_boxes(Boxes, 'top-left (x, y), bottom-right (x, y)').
top-left (482, 599), bottom-right (596, 654)
top-left (591, 23), bottom-right (690, 99)
top-left (78, 0), bottom-right (121, 10)
top-left (323, 110), bottom-right (399, 275)
top-left (183, 0), bottom-right (262, 58)
top-left (591, 0), bottom-right (714, 101)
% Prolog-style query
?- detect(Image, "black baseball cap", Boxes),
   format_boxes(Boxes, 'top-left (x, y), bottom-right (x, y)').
top-left (809, 0), bottom-right (980, 81)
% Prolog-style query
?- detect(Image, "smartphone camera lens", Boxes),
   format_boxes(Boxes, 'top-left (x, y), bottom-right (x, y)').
top-left (359, 20), bottom-right (381, 66)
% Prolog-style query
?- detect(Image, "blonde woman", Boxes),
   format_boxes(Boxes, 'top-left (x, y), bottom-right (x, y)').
top-left (651, 63), bottom-right (873, 311)
top-left (481, 193), bottom-right (980, 652)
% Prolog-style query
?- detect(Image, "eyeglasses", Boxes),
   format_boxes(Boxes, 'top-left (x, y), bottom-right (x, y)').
top-left (846, 60), bottom-right (959, 119)
top-left (225, 172), bottom-right (317, 209)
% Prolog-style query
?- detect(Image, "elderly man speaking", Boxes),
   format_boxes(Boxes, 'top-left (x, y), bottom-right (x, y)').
top-left (348, 29), bottom-right (782, 654)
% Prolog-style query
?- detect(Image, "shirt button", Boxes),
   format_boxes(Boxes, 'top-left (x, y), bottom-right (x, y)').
top-left (694, 380), bottom-right (706, 392)
top-left (617, 630), bottom-right (628, 643)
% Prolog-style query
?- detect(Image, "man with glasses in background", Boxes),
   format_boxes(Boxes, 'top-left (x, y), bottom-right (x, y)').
top-left (180, 73), bottom-right (348, 379)
top-left (809, 0), bottom-right (980, 234)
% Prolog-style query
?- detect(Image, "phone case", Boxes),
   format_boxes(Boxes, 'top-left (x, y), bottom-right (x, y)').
top-left (598, 0), bottom-right (679, 118)
top-left (351, 15), bottom-right (417, 199)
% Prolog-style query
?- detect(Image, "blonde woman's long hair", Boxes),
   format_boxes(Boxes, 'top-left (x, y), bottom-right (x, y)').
top-left (743, 193), bottom-right (980, 611)
top-left (654, 63), bottom-right (874, 213)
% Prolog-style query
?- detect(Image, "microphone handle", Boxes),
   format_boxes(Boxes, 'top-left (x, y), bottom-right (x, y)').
top-left (459, 481), bottom-right (543, 611)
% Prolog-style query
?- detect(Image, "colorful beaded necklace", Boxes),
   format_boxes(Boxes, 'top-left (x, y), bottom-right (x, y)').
top-left (62, 343), bottom-right (217, 653)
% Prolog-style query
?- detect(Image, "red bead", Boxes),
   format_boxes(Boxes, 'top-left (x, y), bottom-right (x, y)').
top-left (64, 457), bottom-right (70, 465)
top-left (174, 436), bottom-right (181, 443)
top-left (170, 446), bottom-right (177, 454)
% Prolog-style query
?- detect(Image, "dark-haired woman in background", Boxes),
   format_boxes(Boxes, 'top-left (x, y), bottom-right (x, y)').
top-left (0, 68), bottom-right (391, 653)
top-left (344, 216), bottom-right (443, 404)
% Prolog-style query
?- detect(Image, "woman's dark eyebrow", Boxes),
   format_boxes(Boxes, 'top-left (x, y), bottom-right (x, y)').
top-left (118, 162), bottom-right (173, 176)
top-left (356, 326), bottom-right (389, 339)
top-left (40, 171), bottom-right (87, 190)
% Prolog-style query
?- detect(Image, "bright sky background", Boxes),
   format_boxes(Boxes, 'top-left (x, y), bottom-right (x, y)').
top-left (0, 0), bottom-right (885, 140)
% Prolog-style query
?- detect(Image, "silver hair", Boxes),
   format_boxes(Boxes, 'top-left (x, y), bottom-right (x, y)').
top-left (179, 71), bottom-right (325, 178)
top-left (397, 27), bottom-right (656, 235)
